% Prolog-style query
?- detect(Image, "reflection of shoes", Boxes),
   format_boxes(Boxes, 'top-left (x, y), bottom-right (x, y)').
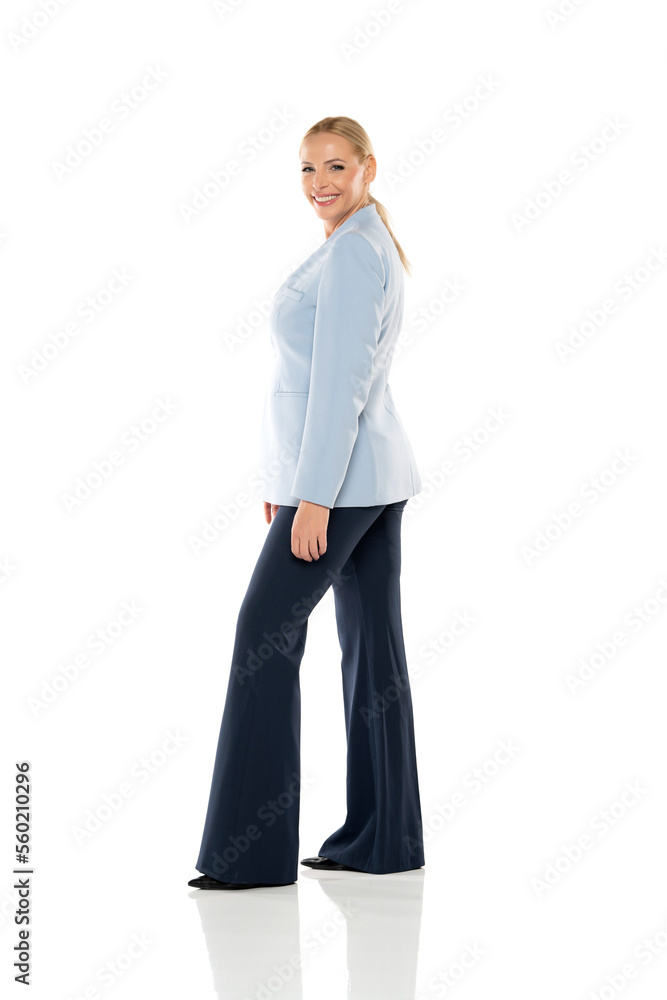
top-left (299, 855), bottom-right (365, 872)
top-left (188, 874), bottom-right (294, 890)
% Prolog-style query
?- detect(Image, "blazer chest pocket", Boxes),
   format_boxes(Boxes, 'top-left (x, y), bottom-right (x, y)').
top-left (279, 285), bottom-right (304, 301)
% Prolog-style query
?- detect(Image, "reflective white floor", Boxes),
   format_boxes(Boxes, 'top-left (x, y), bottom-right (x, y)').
top-left (189, 869), bottom-right (425, 999)
top-left (20, 795), bottom-right (666, 1000)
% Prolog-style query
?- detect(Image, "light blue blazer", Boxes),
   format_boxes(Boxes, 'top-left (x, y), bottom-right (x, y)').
top-left (256, 202), bottom-right (422, 508)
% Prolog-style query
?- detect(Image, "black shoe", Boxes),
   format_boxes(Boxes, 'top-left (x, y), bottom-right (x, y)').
top-left (300, 856), bottom-right (424, 873)
top-left (188, 874), bottom-right (294, 890)
top-left (299, 855), bottom-right (365, 872)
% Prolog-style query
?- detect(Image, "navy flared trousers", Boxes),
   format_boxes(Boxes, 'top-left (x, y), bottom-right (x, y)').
top-left (195, 499), bottom-right (425, 885)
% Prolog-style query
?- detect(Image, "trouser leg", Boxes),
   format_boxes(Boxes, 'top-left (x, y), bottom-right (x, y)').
top-left (320, 499), bottom-right (426, 873)
top-left (195, 501), bottom-right (389, 885)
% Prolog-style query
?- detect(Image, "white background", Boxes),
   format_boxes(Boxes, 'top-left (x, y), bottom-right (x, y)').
top-left (2, 0), bottom-right (667, 998)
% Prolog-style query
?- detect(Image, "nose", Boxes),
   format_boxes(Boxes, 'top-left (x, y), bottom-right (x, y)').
top-left (311, 172), bottom-right (332, 189)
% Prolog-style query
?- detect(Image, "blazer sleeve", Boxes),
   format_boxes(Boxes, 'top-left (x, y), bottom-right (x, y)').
top-left (290, 231), bottom-right (385, 508)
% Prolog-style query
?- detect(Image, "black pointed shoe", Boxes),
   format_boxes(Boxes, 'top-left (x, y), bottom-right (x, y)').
top-left (188, 874), bottom-right (294, 889)
top-left (299, 855), bottom-right (365, 872)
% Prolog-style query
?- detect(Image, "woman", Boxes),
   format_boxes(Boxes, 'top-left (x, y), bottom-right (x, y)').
top-left (189, 116), bottom-right (425, 890)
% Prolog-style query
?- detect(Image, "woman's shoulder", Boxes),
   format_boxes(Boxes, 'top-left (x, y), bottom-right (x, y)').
top-left (325, 223), bottom-right (401, 288)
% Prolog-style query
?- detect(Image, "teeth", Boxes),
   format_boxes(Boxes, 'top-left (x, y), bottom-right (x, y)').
top-left (314, 195), bottom-right (338, 202)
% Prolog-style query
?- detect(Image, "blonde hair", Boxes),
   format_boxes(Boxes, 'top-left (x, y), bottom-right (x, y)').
top-left (300, 116), bottom-right (412, 277)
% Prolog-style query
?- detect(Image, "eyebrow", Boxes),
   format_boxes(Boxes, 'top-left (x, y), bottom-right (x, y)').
top-left (300, 158), bottom-right (347, 165)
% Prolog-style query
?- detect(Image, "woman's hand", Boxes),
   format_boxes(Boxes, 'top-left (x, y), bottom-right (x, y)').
top-left (263, 501), bottom-right (280, 524)
top-left (291, 499), bottom-right (329, 561)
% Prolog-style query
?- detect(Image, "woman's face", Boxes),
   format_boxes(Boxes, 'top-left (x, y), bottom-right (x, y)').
top-left (300, 132), bottom-right (375, 231)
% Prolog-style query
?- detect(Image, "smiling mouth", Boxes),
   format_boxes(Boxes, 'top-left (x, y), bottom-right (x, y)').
top-left (312, 194), bottom-right (340, 204)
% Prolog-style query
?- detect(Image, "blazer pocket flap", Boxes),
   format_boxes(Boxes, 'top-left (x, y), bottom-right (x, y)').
top-left (279, 285), bottom-right (304, 301)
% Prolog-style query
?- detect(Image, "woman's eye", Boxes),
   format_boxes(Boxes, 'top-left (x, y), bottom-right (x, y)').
top-left (301, 165), bottom-right (344, 172)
